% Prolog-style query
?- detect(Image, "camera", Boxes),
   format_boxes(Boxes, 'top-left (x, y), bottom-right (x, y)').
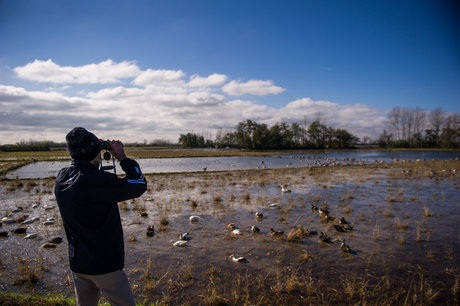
top-left (100, 140), bottom-right (116, 173)
top-left (101, 140), bottom-right (112, 151)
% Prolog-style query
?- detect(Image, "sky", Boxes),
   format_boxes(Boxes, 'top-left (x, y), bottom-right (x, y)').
top-left (0, 0), bottom-right (459, 144)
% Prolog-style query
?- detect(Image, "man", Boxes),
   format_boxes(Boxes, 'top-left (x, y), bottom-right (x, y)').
top-left (55, 127), bottom-right (147, 306)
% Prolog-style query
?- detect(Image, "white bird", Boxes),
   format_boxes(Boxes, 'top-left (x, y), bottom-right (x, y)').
top-left (24, 233), bottom-right (38, 240)
top-left (230, 254), bottom-right (247, 263)
top-left (189, 216), bottom-right (200, 223)
top-left (232, 229), bottom-right (243, 236)
top-left (171, 240), bottom-right (188, 247)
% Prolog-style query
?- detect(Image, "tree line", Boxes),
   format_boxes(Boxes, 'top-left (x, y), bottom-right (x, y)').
top-left (179, 119), bottom-right (359, 150)
top-left (379, 107), bottom-right (460, 148)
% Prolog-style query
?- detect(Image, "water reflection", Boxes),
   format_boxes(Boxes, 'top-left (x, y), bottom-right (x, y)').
top-left (6, 150), bottom-right (460, 179)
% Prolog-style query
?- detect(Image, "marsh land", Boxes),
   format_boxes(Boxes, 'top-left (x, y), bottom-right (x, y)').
top-left (0, 150), bottom-right (459, 305)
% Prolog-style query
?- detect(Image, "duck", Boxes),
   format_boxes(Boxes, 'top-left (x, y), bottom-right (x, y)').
top-left (171, 239), bottom-right (188, 247)
top-left (268, 203), bottom-right (278, 208)
top-left (319, 232), bottom-right (333, 243)
top-left (180, 232), bottom-right (190, 240)
top-left (12, 207), bottom-right (23, 213)
top-left (146, 225), bottom-right (155, 237)
top-left (24, 233), bottom-right (38, 240)
top-left (12, 227), bottom-right (27, 234)
top-left (21, 218), bottom-right (35, 225)
top-left (32, 204), bottom-right (39, 209)
top-left (189, 216), bottom-right (200, 223)
top-left (339, 217), bottom-right (349, 225)
top-left (43, 205), bottom-right (55, 210)
top-left (41, 242), bottom-right (57, 248)
top-left (48, 237), bottom-right (63, 244)
top-left (226, 223), bottom-right (237, 230)
top-left (270, 228), bottom-right (284, 237)
top-left (251, 225), bottom-right (260, 233)
top-left (232, 229), bottom-right (243, 236)
top-left (255, 211), bottom-right (263, 219)
top-left (305, 229), bottom-right (318, 236)
top-left (139, 211), bottom-right (148, 217)
top-left (334, 224), bottom-right (346, 233)
top-left (280, 184), bottom-right (291, 193)
top-left (0, 231), bottom-right (8, 237)
top-left (229, 254), bottom-right (247, 263)
top-left (43, 220), bottom-right (55, 225)
top-left (341, 239), bottom-right (351, 253)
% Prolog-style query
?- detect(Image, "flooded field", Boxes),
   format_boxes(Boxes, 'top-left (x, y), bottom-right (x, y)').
top-left (0, 160), bottom-right (459, 305)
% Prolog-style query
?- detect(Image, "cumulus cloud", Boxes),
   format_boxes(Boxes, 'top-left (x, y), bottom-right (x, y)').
top-left (132, 69), bottom-right (186, 87)
top-left (13, 59), bottom-right (141, 84)
top-left (222, 80), bottom-right (286, 96)
top-left (0, 59), bottom-right (388, 144)
top-left (188, 73), bottom-right (228, 87)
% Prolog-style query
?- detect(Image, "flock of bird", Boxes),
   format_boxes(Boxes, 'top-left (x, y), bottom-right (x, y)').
top-left (0, 206), bottom-right (64, 249)
top-left (140, 184), bottom-right (355, 264)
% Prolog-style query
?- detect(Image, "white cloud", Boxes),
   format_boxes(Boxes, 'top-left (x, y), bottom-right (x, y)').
top-left (188, 73), bottom-right (228, 87)
top-left (132, 69), bottom-right (186, 88)
top-left (0, 59), bottom-right (389, 144)
top-left (14, 59), bottom-right (141, 84)
top-left (222, 80), bottom-right (286, 96)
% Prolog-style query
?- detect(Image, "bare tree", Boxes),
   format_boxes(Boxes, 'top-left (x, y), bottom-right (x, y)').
top-left (429, 107), bottom-right (445, 135)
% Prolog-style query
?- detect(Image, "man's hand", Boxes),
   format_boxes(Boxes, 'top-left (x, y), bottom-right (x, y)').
top-left (107, 140), bottom-right (127, 161)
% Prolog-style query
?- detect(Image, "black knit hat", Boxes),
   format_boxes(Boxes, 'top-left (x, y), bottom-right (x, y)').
top-left (66, 127), bottom-right (102, 161)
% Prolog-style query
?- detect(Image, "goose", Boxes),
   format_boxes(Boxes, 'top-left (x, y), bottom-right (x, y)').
top-left (251, 225), bottom-right (260, 233)
top-left (24, 233), bottom-right (38, 240)
top-left (229, 254), bottom-right (247, 263)
top-left (146, 225), bottom-right (155, 237)
top-left (189, 216), bottom-right (200, 223)
top-left (341, 239), bottom-right (351, 253)
top-left (171, 239), bottom-right (188, 247)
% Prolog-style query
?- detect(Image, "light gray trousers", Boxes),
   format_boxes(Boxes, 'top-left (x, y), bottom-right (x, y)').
top-left (72, 269), bottom-right (135, 306)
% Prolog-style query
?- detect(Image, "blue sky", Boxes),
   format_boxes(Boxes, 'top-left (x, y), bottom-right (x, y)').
top-left (0, 0), bottom-right (459, 144)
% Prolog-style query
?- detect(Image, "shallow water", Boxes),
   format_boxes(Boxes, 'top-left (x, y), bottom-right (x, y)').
top-left (0, 162), bottom-right (459, 303)
top-left (6, 150), bottom-right (460, 179)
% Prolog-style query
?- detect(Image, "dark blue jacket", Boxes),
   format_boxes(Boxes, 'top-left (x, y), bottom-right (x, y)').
top-left (54, 158), bottom-right (147, 275)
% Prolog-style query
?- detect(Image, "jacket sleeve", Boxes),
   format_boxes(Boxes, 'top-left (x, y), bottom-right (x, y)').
top-left (86, 158), bottom-right (147, 204)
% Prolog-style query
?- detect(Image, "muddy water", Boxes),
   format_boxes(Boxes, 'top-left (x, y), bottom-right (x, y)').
top-left (0, 163), bottom-right (459, 303)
